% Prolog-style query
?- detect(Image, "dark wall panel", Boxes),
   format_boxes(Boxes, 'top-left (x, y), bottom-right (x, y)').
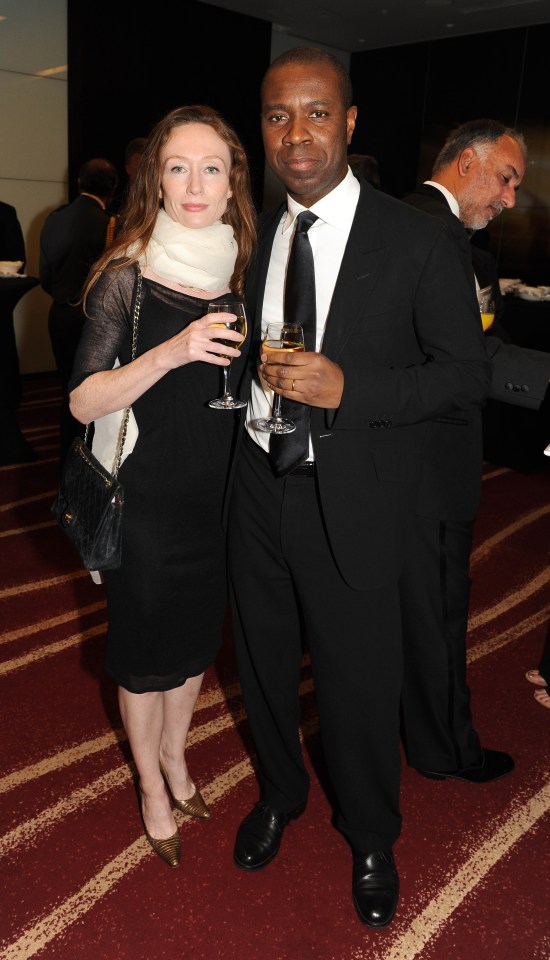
top-left (505, 25), bottom-right (550, 282)
top-left (425, 29), bottom-right (525, 125)
top-left (67, 0), bottom-right (272, 210)
top-left (350, 43), bottom-right (430, 198)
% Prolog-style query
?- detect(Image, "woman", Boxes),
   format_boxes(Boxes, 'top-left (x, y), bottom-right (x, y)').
top-left (69, 105), bottom-right (256, 867)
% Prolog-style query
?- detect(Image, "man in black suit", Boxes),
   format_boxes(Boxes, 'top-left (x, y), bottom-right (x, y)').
top-left (227, 48), bottom-right (492, 928)
top-left (112, 137), bottom-right (148, 216)
top-left (0, 200), bottom-right (25, 264)
top-left (39, 158), bottom-right (118, 465)
top-left (400, 120), bottom-right (550, 781)
top-left (0, 200), bottom-right (37, 464)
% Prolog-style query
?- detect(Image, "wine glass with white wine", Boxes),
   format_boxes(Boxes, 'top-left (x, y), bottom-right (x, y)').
top-left (207, 301), bottom-right (248, 410)
top-left (256, 322), bottom-right (305, 433)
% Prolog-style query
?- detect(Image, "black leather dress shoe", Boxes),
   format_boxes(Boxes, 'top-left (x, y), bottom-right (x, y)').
top-left (416, 748), bottom-right (514, 783)
top-left (234, 801), bottom-right (303, 871)
top-left (352, 849), bottom-right (399, 928)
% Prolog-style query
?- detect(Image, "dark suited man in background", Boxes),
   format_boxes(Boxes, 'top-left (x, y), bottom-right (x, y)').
top-left (347, 152), bottom-right (381, 188)
top-left (0, 200), bottom-right (36, 464)
top-left (0, 200), bottom-right (26, 265)
top-left (112, 136), bottom-right (148, 216)
top-left (124, 136), bottom-right (148, 181)
top-left (39, 158), bottom-right (118, 465)
top-left (227, 47), bottom-right (492, 929)
top-left (400, 120), bottom-right (550, 783)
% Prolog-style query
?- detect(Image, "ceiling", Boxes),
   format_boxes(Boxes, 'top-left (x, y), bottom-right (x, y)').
top-left (199, 0), bottom-right (550, 53)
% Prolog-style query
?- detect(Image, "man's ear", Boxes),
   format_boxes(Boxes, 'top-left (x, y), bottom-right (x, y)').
top-left (346, 106), bottom-right (358, 145)
top-left (458, 148), bottom-right (476, 177)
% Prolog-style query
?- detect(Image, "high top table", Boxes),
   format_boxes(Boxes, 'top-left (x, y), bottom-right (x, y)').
top-left (482, 292), bottom-right (550, 471)
top-left (0, 274), bottom-right (40, 464)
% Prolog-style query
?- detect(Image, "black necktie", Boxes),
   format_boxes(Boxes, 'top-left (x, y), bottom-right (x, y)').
top-left (269, 210), bottom-right (318, 477)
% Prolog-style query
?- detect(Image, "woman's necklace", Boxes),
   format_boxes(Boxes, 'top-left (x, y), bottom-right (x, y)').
top-left (177, 282), bottom-right (209, 294)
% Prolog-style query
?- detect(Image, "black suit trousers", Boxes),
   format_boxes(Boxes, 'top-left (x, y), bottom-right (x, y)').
top-left (228, 433), bottom-right (403, 851)
top-left (48, 302), bottom-right (86, 466)
top-left (399, 514), bottom-right (482, 770)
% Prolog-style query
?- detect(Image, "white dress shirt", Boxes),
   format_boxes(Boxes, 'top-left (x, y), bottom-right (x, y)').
top-left (246, 168), bottom-right (360, 455)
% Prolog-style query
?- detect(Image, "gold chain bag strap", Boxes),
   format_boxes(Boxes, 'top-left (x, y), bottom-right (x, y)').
top-left (51, 267), bottom-right (142, 570)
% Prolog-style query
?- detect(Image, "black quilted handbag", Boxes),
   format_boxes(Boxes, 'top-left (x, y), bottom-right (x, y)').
top-left (51, 267), bottom-right (142, 571)
top-left (51, 438), bottom-right (124, 570)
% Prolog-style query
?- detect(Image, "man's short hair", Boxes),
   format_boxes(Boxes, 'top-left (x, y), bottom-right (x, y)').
top-left (78, 158), bottom-right (119, 199)
top-left (432, 118), bottom-right (526, 174)
top-left (262, 46), bottom-right (354, 109)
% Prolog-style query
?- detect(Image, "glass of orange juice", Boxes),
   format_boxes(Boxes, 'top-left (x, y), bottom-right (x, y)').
top-left (478, 289), bottom-right (495, 332)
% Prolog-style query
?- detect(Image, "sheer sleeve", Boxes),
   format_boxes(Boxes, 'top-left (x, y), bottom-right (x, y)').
top-left (68, 263), bottom-right (137, 391)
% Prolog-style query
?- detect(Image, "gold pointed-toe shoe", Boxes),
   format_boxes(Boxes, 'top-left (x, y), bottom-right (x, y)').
top-left (144, 826), bottom-right (181, 868)
top-left (160, 761), bottom-right (211, 820)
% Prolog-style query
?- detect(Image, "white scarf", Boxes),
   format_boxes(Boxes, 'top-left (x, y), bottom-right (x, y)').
top-left (135, 207), bottom-right (237, 291)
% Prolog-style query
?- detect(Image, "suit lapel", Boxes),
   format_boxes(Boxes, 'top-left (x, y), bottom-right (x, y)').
top-left (321, 185), bottom-right (389, 360)
top-left (251, 189), bottom-right (391, 362)
top-left (412, 184), bottom-right (474, 267)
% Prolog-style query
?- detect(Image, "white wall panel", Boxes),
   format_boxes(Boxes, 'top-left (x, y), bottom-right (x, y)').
top-left (0, 0), bottom-right (67, 373)
top-left (0, 0), bottom-right (67, 76)
top-left (0, 72), bottom-right (67, 181)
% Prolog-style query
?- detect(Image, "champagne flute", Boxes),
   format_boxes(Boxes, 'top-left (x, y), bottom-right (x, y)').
top-left (207, 301), bottom-right (247, 410)
top-left (256, 322), bottom-right (305, 433)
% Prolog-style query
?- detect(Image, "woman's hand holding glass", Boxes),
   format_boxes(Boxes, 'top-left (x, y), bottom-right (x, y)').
top-left (207, 301), bottom-right (248, 409)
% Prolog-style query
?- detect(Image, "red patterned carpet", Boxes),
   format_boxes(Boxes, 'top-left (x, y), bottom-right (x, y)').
top-left (1, 375), bottom-right (549, 960)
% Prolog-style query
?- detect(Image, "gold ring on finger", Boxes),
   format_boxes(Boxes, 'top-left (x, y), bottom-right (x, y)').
top-left (292, 380), bottom-right (295, 391)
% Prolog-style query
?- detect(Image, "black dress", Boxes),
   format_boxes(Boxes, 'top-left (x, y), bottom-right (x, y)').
top-left (70, 264), bottom-right (245, 693)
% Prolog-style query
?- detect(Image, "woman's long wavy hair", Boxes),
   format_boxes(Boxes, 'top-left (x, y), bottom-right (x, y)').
top-left (84, 105), bottom-right (257, 301)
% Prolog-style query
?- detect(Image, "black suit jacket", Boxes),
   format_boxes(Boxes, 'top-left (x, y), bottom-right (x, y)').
top-left (403, 185), bottom-right (507, 321)
top-left (0, 201), bottom-right (25, 266)
top-left (241, 181), bottom-right (492, 588)
top-left (401, 183), bottom-right (550, 519)
top-left (39, 194), bottom-right (111, 304)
